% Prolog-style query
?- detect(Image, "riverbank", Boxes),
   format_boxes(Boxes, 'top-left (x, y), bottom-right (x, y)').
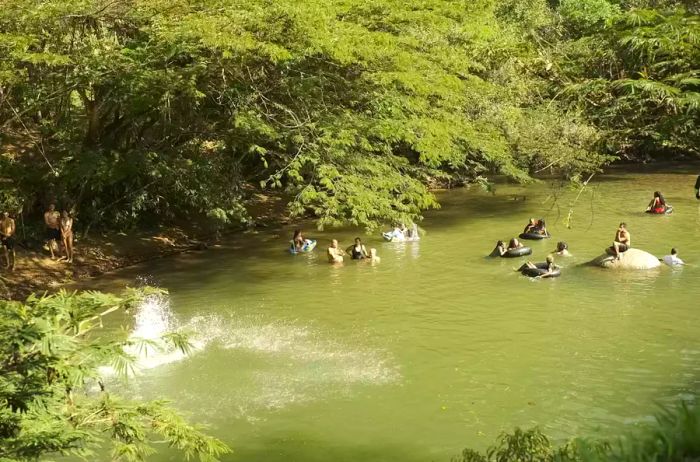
top-left (0, 227), bottom-right (210, 300)
top-left (0, 194), bottom-right (289, 300)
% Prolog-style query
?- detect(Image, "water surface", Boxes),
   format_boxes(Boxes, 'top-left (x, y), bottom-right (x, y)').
top-left (88, 169), bottom-right (700, 461)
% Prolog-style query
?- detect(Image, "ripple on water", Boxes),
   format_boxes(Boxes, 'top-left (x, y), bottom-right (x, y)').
top-left (115, 299), bottom-right (400, 422)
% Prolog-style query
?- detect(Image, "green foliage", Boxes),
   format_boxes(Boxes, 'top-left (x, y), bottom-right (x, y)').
top-left (0, 0), bottom-right (606, 232)
top-left (559, 0), bottom-right (621, 35)
top-left (555, 4), bottom-right (700, 159)
top-left (454, 402), bottom-right (700, 462)
top-left (0, 289), bottom-right (230, 462)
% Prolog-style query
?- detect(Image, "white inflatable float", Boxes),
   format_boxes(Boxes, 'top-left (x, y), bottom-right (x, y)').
top-left (382, 224), bottom-right (420, 242)
top-left (589, 248), bottom-right (661, 270)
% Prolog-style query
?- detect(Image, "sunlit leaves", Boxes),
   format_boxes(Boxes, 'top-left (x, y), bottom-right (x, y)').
top-left (0, 289), bottom-right (230, 461)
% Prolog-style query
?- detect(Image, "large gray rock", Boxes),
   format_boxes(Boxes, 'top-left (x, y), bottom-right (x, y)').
top-left (589, 248), bottom-right (661, 270)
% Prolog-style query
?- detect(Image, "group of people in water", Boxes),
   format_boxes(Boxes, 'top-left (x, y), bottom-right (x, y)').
top-left (488, 188), bottom-right (690, 279)
top-left (327, 238), bottom-right (380, 264)
top-left (0, 203), bottom-right (75, 271)
top-left (293, 229), bottom-right (381, 264)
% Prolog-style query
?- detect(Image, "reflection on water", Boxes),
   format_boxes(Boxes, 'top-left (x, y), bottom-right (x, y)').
top-left (91, 170), bottom-right (700, 462)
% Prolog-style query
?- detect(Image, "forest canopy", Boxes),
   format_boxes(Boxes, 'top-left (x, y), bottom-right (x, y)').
top-left (0, 0), bottom-right (697, 230)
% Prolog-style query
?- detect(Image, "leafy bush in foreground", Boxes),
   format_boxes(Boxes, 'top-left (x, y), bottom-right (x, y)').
top-left (0, 289), bottom-right (230, 462)
top-left (455, 402), bottom-right (700, 462)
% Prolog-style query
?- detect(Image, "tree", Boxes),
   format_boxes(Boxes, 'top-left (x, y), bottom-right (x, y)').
top-left (0, 0), bottom-right (607, 232)
top-left (0, 288), bottom-right (230, 461)
top-left (554, 3), bottom-right (700, 160)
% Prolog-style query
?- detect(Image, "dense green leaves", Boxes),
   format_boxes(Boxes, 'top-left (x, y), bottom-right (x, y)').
top-left (555, 2), bottom-right (700, 159)
top-left (0, 0), bottom-right (607, 231)
top-left (0, 289), bottom-right (230, 461)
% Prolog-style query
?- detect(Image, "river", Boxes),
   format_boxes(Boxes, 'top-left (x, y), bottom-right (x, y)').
top-left (86, 168), bottom-right (700, 461)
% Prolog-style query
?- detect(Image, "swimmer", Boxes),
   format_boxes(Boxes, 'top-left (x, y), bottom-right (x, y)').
top-left (662, 248), bottom-right (684, 267)
top-left (346, 237), bottom-right (369, 260)
top-left (490, 240), bottom-right (507, 257)
top-left (327, 239), bottom-right (345, 263)
top-left (553, 241), bottom-right (571, 257)
top-left (367, 248), bottom-right (381, 263)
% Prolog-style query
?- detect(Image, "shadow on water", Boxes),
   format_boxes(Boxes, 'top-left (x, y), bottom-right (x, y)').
top-left (212, 437), bottom-right (443, 462)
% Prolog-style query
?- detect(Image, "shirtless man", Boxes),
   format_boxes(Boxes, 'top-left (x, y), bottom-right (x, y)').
top-left (1, 211), bottom-right (16, 270)
top-left (60, 210), bottom-right (74, 263)
top-left (44, 204), bottom-right (61, 259)
top-left (327, 239), bottom-right (346, 264)
top-left (612, 222), bottom-right (631, 259)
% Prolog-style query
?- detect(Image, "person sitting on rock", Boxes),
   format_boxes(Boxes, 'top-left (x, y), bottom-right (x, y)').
top-left (611, 222), bottom-right (631, 260)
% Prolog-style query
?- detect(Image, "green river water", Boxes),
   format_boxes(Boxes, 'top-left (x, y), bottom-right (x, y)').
top-left (87, 169), bottom-right (700, 462)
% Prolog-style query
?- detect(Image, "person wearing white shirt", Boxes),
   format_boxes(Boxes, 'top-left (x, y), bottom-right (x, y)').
top-left (663, 248), bottom-right (685, 266)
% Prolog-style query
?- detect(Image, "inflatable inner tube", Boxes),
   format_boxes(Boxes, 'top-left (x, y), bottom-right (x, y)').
top-left (519, 232), bottom-right (550, 240)
top-left (645, 205), bottom-right (673, 215)
top-left (289, 239), bottom-right (317, 254)
top-left (521, 263), bottom-right (561, 278)
top-left (501, 246), bottom-right (532, 258)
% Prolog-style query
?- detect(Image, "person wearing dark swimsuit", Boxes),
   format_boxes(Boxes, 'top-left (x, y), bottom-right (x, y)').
top-left (347, 237), bottom-right (369, 260)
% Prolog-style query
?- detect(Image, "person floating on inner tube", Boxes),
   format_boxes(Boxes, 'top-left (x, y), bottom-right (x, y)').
top-left (611, 222), bottom-right (631, 260)
top-left (292, 229), bottom-right (305, 251)
top-left (553, 241), bottom-right (571, 257)
top-left (490, 240), bottom-right (507, 257)
top-left (518, 256), bottom-right (558, 278)
top-left (536, 219), bottom-right (548, 235)
top-left (508, 238), bottom-right (523, 250)
top-left (646, 191), bottom-right (667, 213)
top-left (523, 218), bottom-right (538, 234)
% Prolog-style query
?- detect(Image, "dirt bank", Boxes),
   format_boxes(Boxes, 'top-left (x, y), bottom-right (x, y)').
top-left (0, 194), bottom-right (289, 300)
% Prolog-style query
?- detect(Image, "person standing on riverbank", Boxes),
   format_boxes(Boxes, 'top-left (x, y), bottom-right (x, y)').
top-left (1, 211), bottom-right (16, 270)
top-left (44, 204), bottom-right (61, 259)
top-left (60, 210), bottom-right (74, 263)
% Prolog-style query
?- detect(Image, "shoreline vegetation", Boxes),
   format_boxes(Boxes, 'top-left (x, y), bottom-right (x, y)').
top-left (455, 401), bottom-right (700, 461)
